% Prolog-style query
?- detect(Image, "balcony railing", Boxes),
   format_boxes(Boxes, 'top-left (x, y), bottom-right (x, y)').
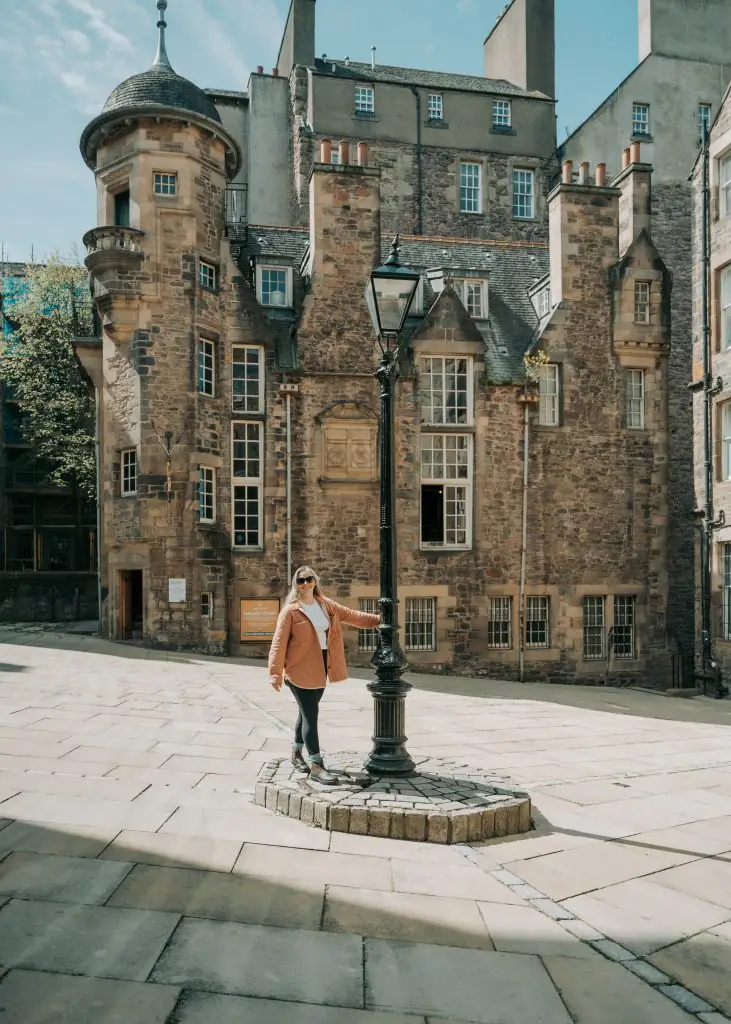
top-left (83, 225), bottom-right (145, 257)
top-left (225, 185), bottom-right (248, 240)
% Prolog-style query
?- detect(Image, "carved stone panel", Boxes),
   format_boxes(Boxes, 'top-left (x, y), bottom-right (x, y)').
top-left (317, 402), bottom-right (379, 488)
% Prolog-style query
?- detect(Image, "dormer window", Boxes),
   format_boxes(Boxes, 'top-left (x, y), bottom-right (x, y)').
top-left (453, 278), bottom-right (486, 319)
top-left (256, 265), bottom-right (292, 308)
top-left (534, 286), bottom-right (550, 318)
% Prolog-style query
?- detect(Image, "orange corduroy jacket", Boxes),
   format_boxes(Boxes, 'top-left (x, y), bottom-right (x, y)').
top-left (268, 597), bottom-right (380, 689)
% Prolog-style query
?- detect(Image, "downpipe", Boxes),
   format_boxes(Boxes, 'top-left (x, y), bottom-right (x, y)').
top-left (518, 400), bottom-right (530, 682)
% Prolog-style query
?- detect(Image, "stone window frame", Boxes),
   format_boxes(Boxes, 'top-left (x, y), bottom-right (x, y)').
top-left (525, 595), bottom-right (550, 649)
top-left (634, 281), bottom-right (650, 324)
top-left (256, 264), bottom-right (293, 309)
top-left (153, 171), bottom-right (177, 197)
top-left (631, 102), bottom-right (651, 139)
top-left (405, 597), bottom-right (437, 652)
top-left (492, 99), bottom-right (512, 130)
top-left (582, 595), bottom-right (605, 660)
top-left (231, 421), bottom-right (264, 551)
top-left (232, 344), bottom-right (265, 414)
top-left (512, 168), bottom-right (535, 220)
top-left (720, 401), bottom-right (731, 481)
top-left (198, 466), bottom-right (216, 524)
top-left (487, 596), bottom-right (513, 650)
top-left (120, 449), bottom-right (137, 497)
top-left (199, 259), bottom-right (219, 292)
top-left (612, 595), bottom-right (636, 659)
top-left (459, 160), bottom-right (482, 215)
top-left (625, 368), bottom-right (646, 430)
top-left (354, 85), bottom-right (375, 116)
top-left (357, 597), bottom-right (381, 652)
top-left (720, 154), bottom-right (731, 219)
top-left (719, 264), bottom-right (731, 352)
top-left (722, 543), bottom-right (731, 639)
top-left (419, 354), bottom-right (475, 427)
top-left (201, 591), bottom-right (214, 619)
top-left (427, 93), bottom-right (444, 121)
top-left (198, 337), bottom-right (215, 397)
top-left (538, 363), bottom-right (560, 427)
top-left (420, 432), bottom-right (473, 551)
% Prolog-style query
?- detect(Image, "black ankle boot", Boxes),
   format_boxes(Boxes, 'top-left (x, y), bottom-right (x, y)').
top-left (291, 748), bottom-right (309, 773)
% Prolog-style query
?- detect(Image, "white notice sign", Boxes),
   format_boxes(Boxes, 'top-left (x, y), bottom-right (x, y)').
top-left (168, 578), bottom-right (187, 603)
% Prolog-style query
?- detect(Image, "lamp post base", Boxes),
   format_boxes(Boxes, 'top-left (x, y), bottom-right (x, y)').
top-left (365, 678), bottom-right (415, 776)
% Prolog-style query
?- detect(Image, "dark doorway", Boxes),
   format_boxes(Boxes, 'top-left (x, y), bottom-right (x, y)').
top-left (119, 569), bottom-right (143, 640)
top-left (114, 190), bottom-right (130, 228)
top-left (421, 485), bottom-right (444, 545)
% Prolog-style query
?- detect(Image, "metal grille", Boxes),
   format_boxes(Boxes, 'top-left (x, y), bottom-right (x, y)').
top-left (198, 338), bottom-right (215, 395)
top-left (460, 162), bottom-right (481, 213)
top-left (583, 596), bottom-right (605, 660)
top-left (613, 596), bottom-right (636, 659)
top-left (525, 596), bottom-right (549, 649)
top-left (405, 597), bottom-right (437, 651)
top-left (512, 169), bottom-right (534, 219)
top-left (121, 450), bottom-right (137, 496)
top-left (358, 598), bottom-right (380, 652)
top-left (487, 597), bottom-right (512, 649)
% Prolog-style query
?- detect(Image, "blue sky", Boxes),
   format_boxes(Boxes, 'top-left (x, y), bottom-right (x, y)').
top-left (0, 0), bottom-right (638, 263)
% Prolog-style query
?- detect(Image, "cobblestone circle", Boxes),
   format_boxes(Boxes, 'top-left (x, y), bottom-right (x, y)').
top-left (254, 752), bottom-right (532, 843)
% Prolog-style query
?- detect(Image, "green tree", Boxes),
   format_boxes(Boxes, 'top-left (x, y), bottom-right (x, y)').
top-left (1, 256), bottom-right (96, 500)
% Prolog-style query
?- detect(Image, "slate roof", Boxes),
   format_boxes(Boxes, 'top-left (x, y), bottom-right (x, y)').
top-left (241, 227), bottom-right (549, 382)
top-left (313, 59), bottom-right (550, 100)
top-left (102, 62), bottom-right (222, 124)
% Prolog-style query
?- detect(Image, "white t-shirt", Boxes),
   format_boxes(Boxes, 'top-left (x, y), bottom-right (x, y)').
top-left (300, 600), bottom-right (330, 650)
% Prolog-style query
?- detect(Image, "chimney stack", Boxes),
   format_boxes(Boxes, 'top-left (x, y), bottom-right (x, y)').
top-left (578, 161), bottom-right (590, 185)
top-left (338, 140), bottom-right (350, 165)
top-left (613, 141), bottom-right (653, 255)
top-left (483, 0), bottom-right (555, 99)
top-left (320, 138), bottom-right (332, 163)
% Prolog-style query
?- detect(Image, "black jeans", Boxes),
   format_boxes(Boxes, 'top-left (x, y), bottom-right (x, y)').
top-left (286, 650), bottom-right (328, 758)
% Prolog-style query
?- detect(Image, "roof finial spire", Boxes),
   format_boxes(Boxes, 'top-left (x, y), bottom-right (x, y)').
top-left (153, 0), bottom-right (171, 68)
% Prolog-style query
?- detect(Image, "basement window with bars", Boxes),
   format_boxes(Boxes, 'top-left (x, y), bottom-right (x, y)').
top-left (232, 345), bottom-right (264, 413)
top-left (583, 596), bottom-right (605, 660)
top-left (198, 338), bottom-right (215, 396)
top-left (723, 544), bottom-right (731, 640)
top-left (198, 466), bottom-right (215, 523)
top-left (613, 596), bottom-right (636, 659)
top-left (357, 598), bottom-right (380, 652)
top-left (420, 433), bottom-right (471, 549)
top-left (232, 422), bottom-right (263, 549)
top-left (525, 596), bottom-right (550, 649)
top-left (487, 597), bottom-right (512, 649)
top-left (121, 449), bottom-right (137, 496)
top-left (405, 597), bottom-right (437, 652)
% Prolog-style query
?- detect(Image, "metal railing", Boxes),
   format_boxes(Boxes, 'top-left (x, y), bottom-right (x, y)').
top-left (225, 185), bottom-right (248, 238)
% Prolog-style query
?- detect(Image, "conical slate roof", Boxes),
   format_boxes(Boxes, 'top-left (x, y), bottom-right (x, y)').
top-left (101, 61), bottom-right (221, 124)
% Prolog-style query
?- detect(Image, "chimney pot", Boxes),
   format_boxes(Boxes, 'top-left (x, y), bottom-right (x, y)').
top-left (561, 159), bottom-right (573, 184)
top-left (622, 147), bottom-right (631, 169)
top-left (595, 162), bottom-right (606, 186)
top-left (630, 140), bottom-right (641, 164)
top-left (256, 65), bottom-right (264, 74)
top-left (339, 140), bottom-right (350, 165)
top-left (272, 67), bottom-right (279, 77)
top-left (320, 138), bottom-right (332, 164)
top-left (357, 141), bottom-right (368, 166)
top-left (578, 161), bottom-right (590, 185)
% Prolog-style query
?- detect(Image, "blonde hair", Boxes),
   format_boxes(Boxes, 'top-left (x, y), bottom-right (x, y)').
top-left (285, 565), bottom-right (324, 606)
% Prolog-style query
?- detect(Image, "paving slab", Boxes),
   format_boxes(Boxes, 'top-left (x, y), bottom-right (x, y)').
top-left (0, 821), bottom-right (119, 858)
top-left (100, 830), bottom-right (243, 872)
top-left (0, 793), bottom-right (174, 833)
top-left (649, 922), bottom-right (731, 1016)
top-left (233, 843), bottom-right (392, 891)
top-left (0, 969), bottom-right (180, 1024)
top-left (477, 902), bottom-right (597, 958)
top-left (364, 938), bottom-right (572, 1022)
top-left (0, 851), bottom-right (131, 904)
top-left (542, 955), bottom-right (700, 1023)
top-left (648, 858), bottom-right (731, 909)
top-left (0, 899), bottom-right (180, 980)
top-left (323, 885), bottom-right (492, 949)
top-left (390, 859), bottom-right (524, 904)
top-left (327, 829), bottom-right (466, 864)
top-left (172, 990), bottom-right (423, 1024)
top-left (159, 806), bottom-right (331, 850)
top-left (151, 918), bottom-right (364, 1006)
top-left (108, 862), bottom-right (324, 929)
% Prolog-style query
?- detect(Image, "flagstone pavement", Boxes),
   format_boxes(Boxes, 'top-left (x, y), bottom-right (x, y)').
top-left (1, 627), bottom-right (731, 1023)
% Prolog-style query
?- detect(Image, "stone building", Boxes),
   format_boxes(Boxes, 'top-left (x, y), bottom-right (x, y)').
top-left (75, 5), bottom-right (675, 683)
top-left (562, 0), bottom-right (731, 661)
top-left (691, 81), bottom-right (731, 681)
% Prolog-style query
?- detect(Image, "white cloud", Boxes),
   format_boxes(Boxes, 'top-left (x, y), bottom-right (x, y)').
top-left (62, 0), bottom-right (133, 52)
top-left (61, 28), bottom-right (92, 52)
top-left (178, 0), bottom-right (284, 88)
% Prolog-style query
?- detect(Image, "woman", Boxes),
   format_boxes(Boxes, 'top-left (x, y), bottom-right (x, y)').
top-left (268, 566), bottom-right (380, 785)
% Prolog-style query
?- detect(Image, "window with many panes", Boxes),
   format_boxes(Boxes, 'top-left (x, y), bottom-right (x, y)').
top-left (419, 356), bottom-right (473, 425)
top-left (613, 596), bottom-right (636, 658)
top-left (121, 449), bottom-right (137, 496)
top-left (198, 466), bottom-right (215, 523)
top-left (721, 403), bottom-right (731, 480)
top-left (427, 93), bottom-right (443, 120)
top-left (453, 279), bottom-right (486, 318)
top-left (201, 592), bottom-right (213, 618)
top-left (513, 169), bottom-right (534, 219)
top-left (493, 99), bottom-right (511, 129)
top-left (405, 597), bottom-right (437, 651)
top-left (357, 597), bottom-right (380, 652)
top-left (626, 369), bottom-right (645, 429)
top-left (536, 287), bottom-right (550, 318)
top-left (258, 266), bottom-right (289, 307)
top-left (721, 266), bottom-right (731, 347)
top-left (632, 102), bottom-right (650, 136)
top-left (583, 596), bottom-right (605, 660)
top-left (721, 156), bottom-right (731, 217)
top-left (699, 103), bottom-right (711, 141)
top-left (525, 596), bottom-right (550, 648)
top-left (460, 161), bottom-right (481, 213)
top-left (153, 172), bottom-right (177, 196)
top-left (232, 346), bottom-right (264, 413)
top-left (723, 544), bottom-right (731, 639)
top-left (199, 260), bottom-right (217, 290)
top-left (421, 433), bottom-right (471, 548)
top-left (634, 281), bottom-right (650, 323)
top-left (538, 363), bottom-right (560, 427)
top-left (354, 86), bottom-right (375, 114)
top-left (232, 422), bottom-right (262, 549)
top-left (487, 597), bottom-right (512, 649)
top-left (198, 338), bottom-right (215, 396)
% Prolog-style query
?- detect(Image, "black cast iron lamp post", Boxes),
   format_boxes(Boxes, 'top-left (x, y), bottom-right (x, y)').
top-left (364, 236), bottom-right (421, 776)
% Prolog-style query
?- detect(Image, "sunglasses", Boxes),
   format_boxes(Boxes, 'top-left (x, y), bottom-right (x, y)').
top-left (296, 575), bottom-right (315, 585)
